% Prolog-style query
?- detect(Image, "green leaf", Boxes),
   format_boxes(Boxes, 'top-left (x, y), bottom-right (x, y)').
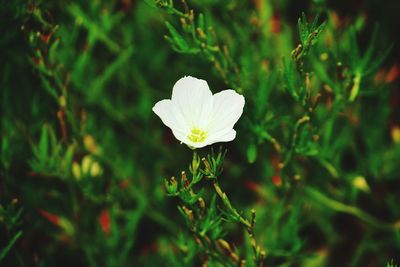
top-left (246, 143), bottom-right (257, 163)
top-left (282, 57), bottom-right (303, 103)
top-left (90, 46), bottom-right (134, 99)
top-left (67, 3), bottom-right (120, 53)
top-left (0, 231), bottom-right (22, 261)
top-left (198, 13), bottom-right (205, 31)
top-left (38, 125), bottom-right (49, 159)
top-left (165, 22), bottom-right (189, 51)
top-left (48, 37), bottom-right (60, 64)
top-left (39, 75), bottom-right (59, 101)
top-left (63, 144), bottom-right (75, 176)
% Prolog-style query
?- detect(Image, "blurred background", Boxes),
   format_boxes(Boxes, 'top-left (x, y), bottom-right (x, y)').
top-left (1, 0), bottom-right (400, 266)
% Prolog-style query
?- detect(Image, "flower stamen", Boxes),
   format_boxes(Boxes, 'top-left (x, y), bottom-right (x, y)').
top-left (188, 128), bottom-right (207, 143)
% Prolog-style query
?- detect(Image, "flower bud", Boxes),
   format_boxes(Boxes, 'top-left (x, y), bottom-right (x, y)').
top-left (353, 176), bottom-right (370, 193)
top-left (164, 177), bottom-right (178, 195)
top-left (72, 162), bottom-right (81, 180)
top-left (81, 156), bottom-right (103, 177)
top-left (181, 206), bottom-right (193, 221)
top-left (391, 125), bottom-right (400, 143)
top-left (83, 135), bottom-right (100, 154)
top-left (72, 156), bottom-right (103, 180)
top-left (181, 171), bottom-right (189, 189)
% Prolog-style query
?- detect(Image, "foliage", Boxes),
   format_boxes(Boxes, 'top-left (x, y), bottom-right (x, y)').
top-left (1, 0), bottom-right (400, 266)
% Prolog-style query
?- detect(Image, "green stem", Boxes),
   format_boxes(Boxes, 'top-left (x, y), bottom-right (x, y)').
top-left (317, 158), bottom-right (339, 179)
top-left (212, 179), bottom-right (266, 265)
top-left (145, 208), bottom-right (179, 234)
top-left (212, 180), bottom-right (251, 229)
top-left (83, 245), bottom-right (97, 267)
top-left (349, 72), bottom-right (362, 102)
top-left (305, 187), bottom-right (398, 231)
top-left (321, 98), bottom-right (343, 149)
top-left (282, 115), bottom-right (310, 167)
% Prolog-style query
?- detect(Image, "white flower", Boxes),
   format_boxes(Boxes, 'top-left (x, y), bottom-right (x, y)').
top-left (153, 76), bottom-right (245, 148)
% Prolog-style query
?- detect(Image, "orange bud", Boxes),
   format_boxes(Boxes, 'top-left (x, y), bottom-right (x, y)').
top-left (272, 175), bottom-right (282, 187)
top-left (271, 13), bottom-right (281, 34)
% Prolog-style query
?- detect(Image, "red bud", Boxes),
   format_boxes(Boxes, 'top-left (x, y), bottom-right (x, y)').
top-left (38, 209), bottom-right (60, 226)
top-left (272, 175), bottom-right (282, 187)
top-left (99, 209), bottom-right (111, 235)
top-left (243, 180), bottom-right (260, 192)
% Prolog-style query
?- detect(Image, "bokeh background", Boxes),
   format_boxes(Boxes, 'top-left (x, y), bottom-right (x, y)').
top-left (1, 0), bottom-right (400, 266)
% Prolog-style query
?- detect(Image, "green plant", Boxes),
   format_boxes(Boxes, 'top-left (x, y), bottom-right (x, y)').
top-left (1, 0), bottom-right (399, 266)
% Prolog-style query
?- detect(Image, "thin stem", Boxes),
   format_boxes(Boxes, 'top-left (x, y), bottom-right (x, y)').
top-left (305, 187), bottom-right (399, 231)
top-left (145, 207), bottom-right (179, 234)
top-left (281, 115), bottom-right (310, 168)
top-left (349, 72), bottom-right (362, 102)
top-left (211, 178), bottom-right (266, 266)
top-left (212, 179), bottom-right (251, 228)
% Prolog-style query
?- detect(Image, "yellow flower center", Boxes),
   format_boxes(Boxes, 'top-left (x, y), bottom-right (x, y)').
top-left (187, 128), bottom-right (207, 143)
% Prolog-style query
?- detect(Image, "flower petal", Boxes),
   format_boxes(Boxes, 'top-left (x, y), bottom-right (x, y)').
top-left (210, 89), bottom-right (245, 134)
top-left (186, 140), bottom-right (209, 149)
top-left (207, 129), bottom-right (237, 144)
top-left (152, 99), bottom-right (188, 138)
top-left (171, 76), bottom-right (213, 129)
